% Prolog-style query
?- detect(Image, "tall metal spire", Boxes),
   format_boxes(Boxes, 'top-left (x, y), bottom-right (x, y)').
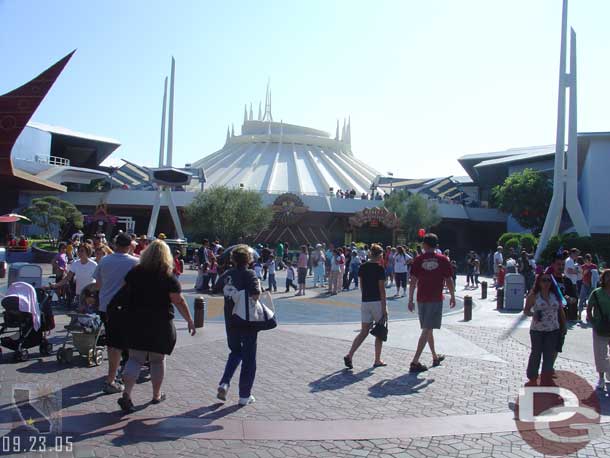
top-left (231, 124), bottom-right (235, 137)
top-left (262, 78), bottom-right (273, 122)
top-left (158, 77), bottom-right (168, 167)
top-left (536, 0), bottom-right (590, 258)
top-left (243, 104), bottom-right (248, 124)
top-left (166, 57), bottom-right (176, 167)
top-left (226, 125), bottom-right (230, 144)
top-left (346, 116), bottom-right (352, 146)
top-left (249, 103), bottom-right (253, 121)
top-left (341, 118), bottom-right (347, 142)
top-left (335, 119), bottom-right (340, 141)
top-left (258, 101), bottom-right (262, 121)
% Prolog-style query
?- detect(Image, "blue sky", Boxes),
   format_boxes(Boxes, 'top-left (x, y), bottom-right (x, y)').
top-left (1, 0), bottom-right (609, 178)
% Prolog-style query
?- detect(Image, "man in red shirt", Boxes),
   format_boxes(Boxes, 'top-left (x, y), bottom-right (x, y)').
top-left (408, 233), bottom-right (455, 373)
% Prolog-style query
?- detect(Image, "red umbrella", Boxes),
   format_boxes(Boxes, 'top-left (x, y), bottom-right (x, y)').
top-left (0, 213), bottom-right (31, 223)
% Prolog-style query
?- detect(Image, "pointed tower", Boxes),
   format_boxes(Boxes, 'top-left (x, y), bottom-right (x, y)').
top-left (166, 57), bottom-right (176, 167)
top-left (263, 78), bottom-right (273, 122)
top-left (249, 103), bottom-right (253, 121)
top-left (341, 118), bottom-right (347, 142)
top-left (258, 101), bottom-right (262, 121)
top-left (158, 77), bottom-right (168, 167)
top-left (536, 0), bottom-right (590, 259)
top-left (346, 116), bottom-right (352, 147)
top-left (335, 119), bottom-right (340, 141)
top-left (231, 124), bottom-right (235, 137)
top-left (243, 105), bottom-right (248, 125)
top-left (226, 125), bottom-right (231, 144)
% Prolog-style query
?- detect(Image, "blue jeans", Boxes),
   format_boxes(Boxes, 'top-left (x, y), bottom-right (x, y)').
top-left (313, 264), bottom-right (325, 285)
top-left (268, 273), bottom-right (277, 291)
top-left (219, 305), bottom-right (258, 398)
top-left (527, 329), bottom-right (560, 380)
top-left (579, 284), bottom-right (592, 313)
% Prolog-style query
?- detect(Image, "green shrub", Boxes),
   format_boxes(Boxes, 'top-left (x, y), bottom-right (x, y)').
top-left (505, 237), bottom-right (520, 252)
top-left (520, 234), bottom-right (537, 252)
top-left (498, 232), bottom-right (521, 248)
top-left (540, 233), bottom-right (610, 266)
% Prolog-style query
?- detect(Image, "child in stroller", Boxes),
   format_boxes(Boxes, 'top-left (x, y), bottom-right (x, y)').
top-left (0, 282), bottom-right (54, 362)
top-left (57, 282), bottom-right (105, 366)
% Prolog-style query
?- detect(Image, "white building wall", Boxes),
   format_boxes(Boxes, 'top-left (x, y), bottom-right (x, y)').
top-left (580, 138), bottom-right (610, 234)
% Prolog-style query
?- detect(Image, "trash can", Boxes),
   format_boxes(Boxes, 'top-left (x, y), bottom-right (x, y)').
top-left (194, 296), bottom-right (206, 328)
top-left (464, 295), bottom-right (472, 321)
top-left (504, 273), bottom-right (525, 311)
top-left (481, 281), bottom-right (488, 299)
top-left (8, 263), bottom-right (43, 288)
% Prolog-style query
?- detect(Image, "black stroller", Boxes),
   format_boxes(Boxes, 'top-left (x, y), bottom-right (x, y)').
top-left (0, 287), bottom-right (54, 362)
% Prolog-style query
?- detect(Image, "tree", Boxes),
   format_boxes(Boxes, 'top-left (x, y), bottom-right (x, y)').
top-left (185, 187), bottom-right (273, 245)
top-left (491, 169), bottom-right (552, 234)
top-left (384, 190), bottom-right (442, 241)
top-left (22, 196), bottom-right (84, 243)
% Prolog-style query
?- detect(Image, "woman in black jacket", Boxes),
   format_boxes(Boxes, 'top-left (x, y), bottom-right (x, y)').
top-left (117, 240), bottom-right (196, 413)
top-left (217, 245), bottom-right (261, 406)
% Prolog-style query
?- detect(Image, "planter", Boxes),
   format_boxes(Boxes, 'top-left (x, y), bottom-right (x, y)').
top-left (31, 243), bottom-right (56, 263)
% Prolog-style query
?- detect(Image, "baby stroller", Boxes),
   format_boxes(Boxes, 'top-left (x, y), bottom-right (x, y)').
top-left (56, 283), bottom-right (105, 366)
top-left (0, 282), bottom-right (54, 362)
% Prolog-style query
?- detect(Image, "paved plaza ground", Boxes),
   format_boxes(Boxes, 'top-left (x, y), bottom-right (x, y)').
top-left (1, 266), bottom-right (610, 457)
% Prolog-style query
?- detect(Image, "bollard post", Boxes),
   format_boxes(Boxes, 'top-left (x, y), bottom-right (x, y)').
top-left (481, 281), bottom-right (488, 300)
top-left (194, 296), bottom-right (205, 328)
top-left (496, 288), bottom-right (504, 310)
top-left (463, 295), bottom-right (472, 321)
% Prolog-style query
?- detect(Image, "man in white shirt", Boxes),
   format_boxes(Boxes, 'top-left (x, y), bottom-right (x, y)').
top-left (493, 246), bottom-right (504, 285)
top-left (564, 248), bottom-right (580, 286)
top-left (53, 244), bottom-right (97, 300)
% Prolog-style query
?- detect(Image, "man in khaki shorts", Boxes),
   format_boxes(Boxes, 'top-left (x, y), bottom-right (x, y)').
top-left (344, 244), bottom-right (388, 369)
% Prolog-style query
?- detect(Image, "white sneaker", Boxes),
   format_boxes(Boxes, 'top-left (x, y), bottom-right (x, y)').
top-left (238, 395), bottom-right (256, 406)
top-left (217, 383), bottom-right (229, 401)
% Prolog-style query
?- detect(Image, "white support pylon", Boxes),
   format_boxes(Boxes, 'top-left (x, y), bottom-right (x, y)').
top-left (536, 0), bottom-right (590, 260)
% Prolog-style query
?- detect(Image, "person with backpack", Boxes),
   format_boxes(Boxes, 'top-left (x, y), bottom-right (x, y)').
top-left (586, 269), bottom-right (610, 391)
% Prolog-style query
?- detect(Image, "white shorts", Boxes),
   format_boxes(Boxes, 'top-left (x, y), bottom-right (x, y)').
top-left (361, 301), bottom-right (384, 324)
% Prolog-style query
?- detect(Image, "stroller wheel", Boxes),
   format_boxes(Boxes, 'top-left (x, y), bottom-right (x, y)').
top-left (16, 349), bottom-right (29, 362)
top-left (94, 349), bottom-right (104, 366)
top-left (56, 348), bottom-right (64, 363)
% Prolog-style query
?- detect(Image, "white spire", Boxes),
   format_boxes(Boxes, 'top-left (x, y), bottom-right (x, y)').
top-left (341, 118), bottom-right (347, 142)
top-left (166, 57), bottom-right (176, 167)
top-left (335, 119), bottom-right (340, 141)
top-left (249, 102), bottom-right (253, 121)
top-left (263, 78), bottom-right (273, 122)
top-left (243, 104), bottom-right (248, 124)
top-left (226, 125), bottom-right (230, 144)
top-left (258, 101), bottom-right (262, 121)
top-left (158, 76), bottom-right (168, 167)
top-left (231, 124), bottom-right (235, 137)
top-left (346, 116), bottom-right (352, 146)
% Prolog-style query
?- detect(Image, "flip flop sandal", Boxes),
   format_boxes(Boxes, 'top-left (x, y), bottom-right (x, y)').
top-left (432, 355), bottom-right (446, 367)
top-left (373, 362), bottom-right (387, 368)
top-left (409, 362), bottom-right (428, 373)
top-left (343, 356), bottom-right (353, 369)
top-left (151, 393), bottom-right (166, 404)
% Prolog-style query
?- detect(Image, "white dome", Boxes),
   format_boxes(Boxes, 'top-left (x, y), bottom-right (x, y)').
top-left (190, 119), bottom-right (380, 196)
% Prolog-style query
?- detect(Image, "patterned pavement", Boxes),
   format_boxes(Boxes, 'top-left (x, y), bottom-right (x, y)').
top-left (1, 271), bottom-right (610, 457)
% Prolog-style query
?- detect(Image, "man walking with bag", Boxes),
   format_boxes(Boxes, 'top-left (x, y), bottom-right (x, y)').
top-left (344, 244), bottom-right (388, 369)
top-left (408, 233), bottom-right (455, 373)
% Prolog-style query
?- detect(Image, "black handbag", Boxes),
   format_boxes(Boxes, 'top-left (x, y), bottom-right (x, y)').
top-left (370, 318), bottom-right (388, 342)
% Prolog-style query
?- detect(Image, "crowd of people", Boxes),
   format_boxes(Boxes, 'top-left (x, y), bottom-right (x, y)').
top-left (34, 228), bottom-right (610, 410)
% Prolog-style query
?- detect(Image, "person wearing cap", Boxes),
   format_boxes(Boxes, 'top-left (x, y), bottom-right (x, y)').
top-left (311, 244), bottom-right (326, 288)
top-left (134, 235), bottom-right (149, 256)
top-left (93, 232), bottom-right (139, 394)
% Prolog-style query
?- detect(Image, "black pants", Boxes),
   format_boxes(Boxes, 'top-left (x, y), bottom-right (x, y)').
top-left (285, 278), bottom-right (297, 291)
top-left (527, 329), bottom-right (560, 380)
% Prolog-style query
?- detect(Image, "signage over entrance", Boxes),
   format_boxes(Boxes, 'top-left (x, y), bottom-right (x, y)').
top-left (348, 207), bottom-right (400, 229)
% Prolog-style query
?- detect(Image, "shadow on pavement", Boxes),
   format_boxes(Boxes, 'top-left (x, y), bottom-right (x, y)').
top-left (368, 373), bottom-right (434, 398)
top-left (309, 368), bottom-right (375, 392)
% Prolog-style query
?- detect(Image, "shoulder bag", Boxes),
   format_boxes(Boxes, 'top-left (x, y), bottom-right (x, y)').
top-left (223, 275), bottom-right (277, 331)
top-left (370, 317), bottom-right (388, 342)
